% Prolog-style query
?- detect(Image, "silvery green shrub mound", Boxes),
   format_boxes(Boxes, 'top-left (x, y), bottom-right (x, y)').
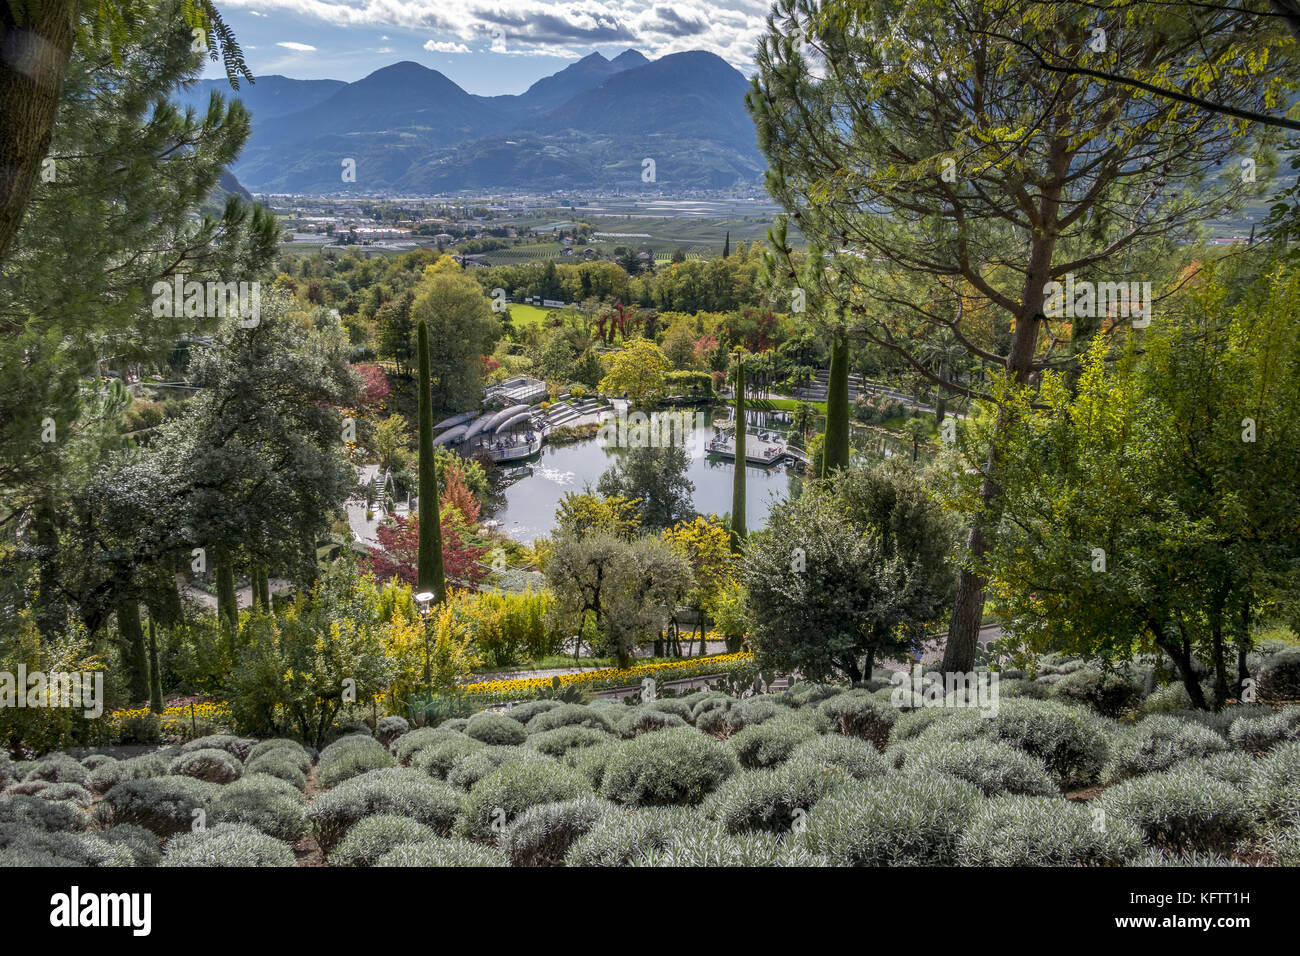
top-left (565, 740), bottom-right (626, 791)
top-left (729, 717), bottom-right (818, 769)
top-left (616, 707), bottom-right (688, 738)
top-left (634, 824), bottom-right (826, 867)
top-left (102, 824), bottom-right (161, 866)
top-left (161, 823), bottom-right (295, 867)
top-left (376, 715), bottom-right (410, 746)
top-left (446, 746), bottom-right (538, 790)
top-left (718, 696), bottom-right (783, 734)
top-left (564, 806), bottom-right (694, 867)
top-left (1249, 740), bottom-right (1300, 826)
top-left (393, 726), bottom-right (462, 764)
top-left (21, 753), bottom-right (91, 788)
top-left (0, 794), bottom-right (87, 832)
top-left (1230, 706), bottom-right (1300, 753)
top-left (499, 796), bottom-right (615, 866)
top-left (647, 698), bottom-right (695, 723)
top-left (244, 751), bottom-right (308, 791)
top-left (0, 824), bottom-right (134, 867)
top-left (701, 757), bottom-right (854, 835)
top-left (1258, 646), bottom-right (1300, 701)
top-left (98, 776), bottom-right (215, 837)
top-left (782, 681), bottom-right (841, 709)
top-left (377, 837), bottom-right (507, 867)
top-left (817, 690), bottom-right (897, 749)
top-left (246, 739), bottom-right (312, 771)
top-left (316, 734), bottom-right (395, 789)
top-left (465, 711), bottom-right (528, 746)
top-left (307, 768), bottom-right (461, 853)
top-left (208, 775), bottom-right (308, 842)
top-left (181, 734), bottom-right (256, 761)
top-left (1097, 765), bottom-right (1254, 854)
top-left (796, 774), bottom-right (982, 866)
top-left (329, 815), bottom-right (437, 867)
top-left (525, 725), bottom-right (612, 758)
top-left (1130, 849), bottom-right (1249, 867)
top-left (957, 795), bottom-right (1142, 866)
top-left (690, 694), bottom-right (731, 722)
top-left (1273, 826), bottom-right (1300, 866)
top-left (903, 738), bottom-right (1057, 797)
top-left (504, 700), bottom-right (560, 725)
top-left (169, 747), bottom-right (243, 784)
top-left (916, 698), bottom-right (1110, 790)
top-left (455, 756), bottom-right (590, 842)
top-left (89, 752), bottom-right (173, 794)
top-left (888, 707), bottom-right (947, 744)
top-left (600, 727), bottom-right (738, 807)
top-left (1167, 752), bottom-right (1255, 791)
top-left (526, 703), bottom-right (616, 735)
top-left (1050, 667), bottom-right (1142, 717)
top-left (411, 735), bottom-right (486, 779)
top-left (788, 734), bottom-right (890, 781)
top-left (1104, 715), bottom-right (1228, 782)
top-left (35, 782), bottom-right (93, 807)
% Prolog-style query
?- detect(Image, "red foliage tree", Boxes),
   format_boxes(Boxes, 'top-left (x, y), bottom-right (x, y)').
top-left (440, 458), bottom-right (480, 526)
top-left (364, 513), bottom-right (488, 588)
top-left (353, 363), bottom-right (391, 410)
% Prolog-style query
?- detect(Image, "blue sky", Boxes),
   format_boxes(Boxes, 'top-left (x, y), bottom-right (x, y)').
top-left (204, 1), bottom-right (769, 95)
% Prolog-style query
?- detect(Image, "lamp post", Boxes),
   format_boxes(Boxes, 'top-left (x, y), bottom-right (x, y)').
top-left (414, 591), bottom-right (435, 693)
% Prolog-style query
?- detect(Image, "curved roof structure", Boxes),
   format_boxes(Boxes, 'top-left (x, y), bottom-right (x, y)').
top-left (431, 424), bottom-right (468, 446)
top-left (494, 410), bottom-right (534, 434)
top-left (484, 404), bottom-right (532, 434)
top-left (433, 410), bottom-right (478, 431)
top-left (462, 412), bottom-right (500, 441)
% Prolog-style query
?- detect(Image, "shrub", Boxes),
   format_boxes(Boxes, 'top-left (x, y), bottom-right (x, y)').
top-left (818, 691), bottom-right (896, 749)
top-left (525, 725), bottom-right (612, 758)
top-left (329, 815), bottom-right (437, 867)
top-left (393, 726), bottom-right (462, 764)
top-left (564, 807), bottom-right (693, 866)
top-left (1229, 706), bottom-right (1300, 753)
top-left (601, 727), bottom-right (738, 807)
top-left (1168, 752), bottom-right (1255, 790)
top-left (999, 678), bottom-right (1051, 700)
top-left (161, 823), bottom-right (295, 867)
top-left (246, 739), bottom-right (311, 767)
top-left (1051, 668), bottom-right (1142, 717)
top-left (455, 757), bottom-right (591, 842)
top-left (797, 774), bottom-right (981, 865)
top-left (616, 708), bottom-right (688, 738)
top-left (169, 748), bottom-right (243, 784)
top-left (89, 752), bottom-right (172, 794)
top-left (957, 795), bottom-right (1143, 866)
top-left (445, 746), bottom-right (533, 791)
top-left (1249, 740), bottom-right (1300, 826)
top-left (98, 776), bottom-right (216, 837)
top-left (504, 700), bottom-right (560, 724)
top-left (465, 712), bottom-right (528, 746)
top-left (1142, 682), bottom-right (1199, 714)
top-left (904, 738), bottom-right (1057, 796)
top-left (702, 758), bottom-right (853, 834)
top-left (500, 797), bottom-right (614, 866)
top-left (526, 704), bottom-right (615, 735)
top-left (244, 752), bottom-right (308, 791)
top-left (1273, 826), bottom-right (1300, 866)
top-left (1258, 647), bottom-right (1300, 701)
top-left (1098, 765), bottom-right (1254, 853)
top-left (1104, 715), bottom-right (1227, 781)
top-left (21, 754), bottom-right (91, 787)
top-left (719, 697), bottom-right (783, 733)
top-left (647, 699), bottom-right (695, 723)
top-left (690, 694), bottom-right (731, 722)
top-left (36, 783), bottom-right (93, 807)
top-left (635, 825), bottom-right (826, 867)
top-left (316, 735), bottom-right (396, 789)
top-left (307, 768), bottom-right (462, 853)
top-left (0, 824), bottom-right (133, 867)
top-left (782, 681), bottom-right (841, 708)
top-left (729, 717), bottom-right (818, 769)
top-left (377, 715), bottom-right (410, 746)
top-left (102, 824), bottom-right (161, 866)
top-left (788, 735), bottom-right (890, 781)
top-left (376, 837), bottom-right (507, 867)
top-left (1131, 848), bottom-right (1248, 867)
top-left (565, 740), bottom-right (625, 791)
top-left (888, 708), bottom-right (948, 744)
top-left (411, 734), bottom-right (487, 779)
top-left (0, 793), bottom-right (87, 832)
top-left (181, 734), bottom-right (255, 760)
top-left (208, 776), bottom-right (309, 842)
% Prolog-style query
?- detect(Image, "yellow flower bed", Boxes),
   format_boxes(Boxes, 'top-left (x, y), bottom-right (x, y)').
top-left (462, 650), bottom-right (753, 697)
top-left (104, 701), bottom-right (233, 737)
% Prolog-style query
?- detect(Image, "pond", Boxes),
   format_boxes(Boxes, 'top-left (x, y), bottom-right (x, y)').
top-left (487, 406), bottom-right (805, 543)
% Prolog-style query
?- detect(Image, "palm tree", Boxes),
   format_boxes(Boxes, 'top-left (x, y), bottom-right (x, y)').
top-left (917, 328), bottom-right (968, 426)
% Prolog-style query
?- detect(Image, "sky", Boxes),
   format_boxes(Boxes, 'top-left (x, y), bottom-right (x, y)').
top-left (204, 1), bottom-right (771, 95)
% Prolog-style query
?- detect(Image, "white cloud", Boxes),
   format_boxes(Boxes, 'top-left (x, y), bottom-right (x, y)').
top-left (276, 40), bottom-right (318, 51)
top-left (423, 39), bottom-right (471, 53)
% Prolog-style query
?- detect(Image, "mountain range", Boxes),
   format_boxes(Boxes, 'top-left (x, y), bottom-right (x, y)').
top-left (176, 50), bottom-right (765, 194)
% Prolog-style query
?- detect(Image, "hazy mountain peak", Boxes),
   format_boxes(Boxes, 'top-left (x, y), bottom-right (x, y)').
top-left (611, 49), bottom-right (649, 67)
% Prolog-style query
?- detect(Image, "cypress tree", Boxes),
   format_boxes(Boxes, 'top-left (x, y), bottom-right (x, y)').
top-left (723, 231), bottom-right (730, 258)
top-left (416, 319), bottom-right (447, 600)
top-left (116, 596), bottom-right (149, 703)
top-left (822, 331), bottom-right (850, 478)
top-left (148, 620), bottom-right (164, 714)
top-left (731, 353), bottom-right (747, 547)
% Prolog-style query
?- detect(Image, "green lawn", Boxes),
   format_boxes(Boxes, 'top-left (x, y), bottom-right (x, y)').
top-left (505, 303), bottom-right (555, 328)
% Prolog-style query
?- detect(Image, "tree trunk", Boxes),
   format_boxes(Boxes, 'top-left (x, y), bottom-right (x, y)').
top-left (823, 332), bottom-right (850, 477)
top-left (1156, 633), bottom-right (1209, 710)
top-left (33, 498), bottom-right (64, 638)
top-left (416, 320), bottom-right (447, 600)
top-left (148, 621), bottom-right (164, 714)
top-left (0, 1), bottom-right (77, 265)
top-left (116, 596), bottom-right (150, 704)
top-left (215, 549), bottom-right (238, 636)
top-left (731, 359), bottom-right (747, 546)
